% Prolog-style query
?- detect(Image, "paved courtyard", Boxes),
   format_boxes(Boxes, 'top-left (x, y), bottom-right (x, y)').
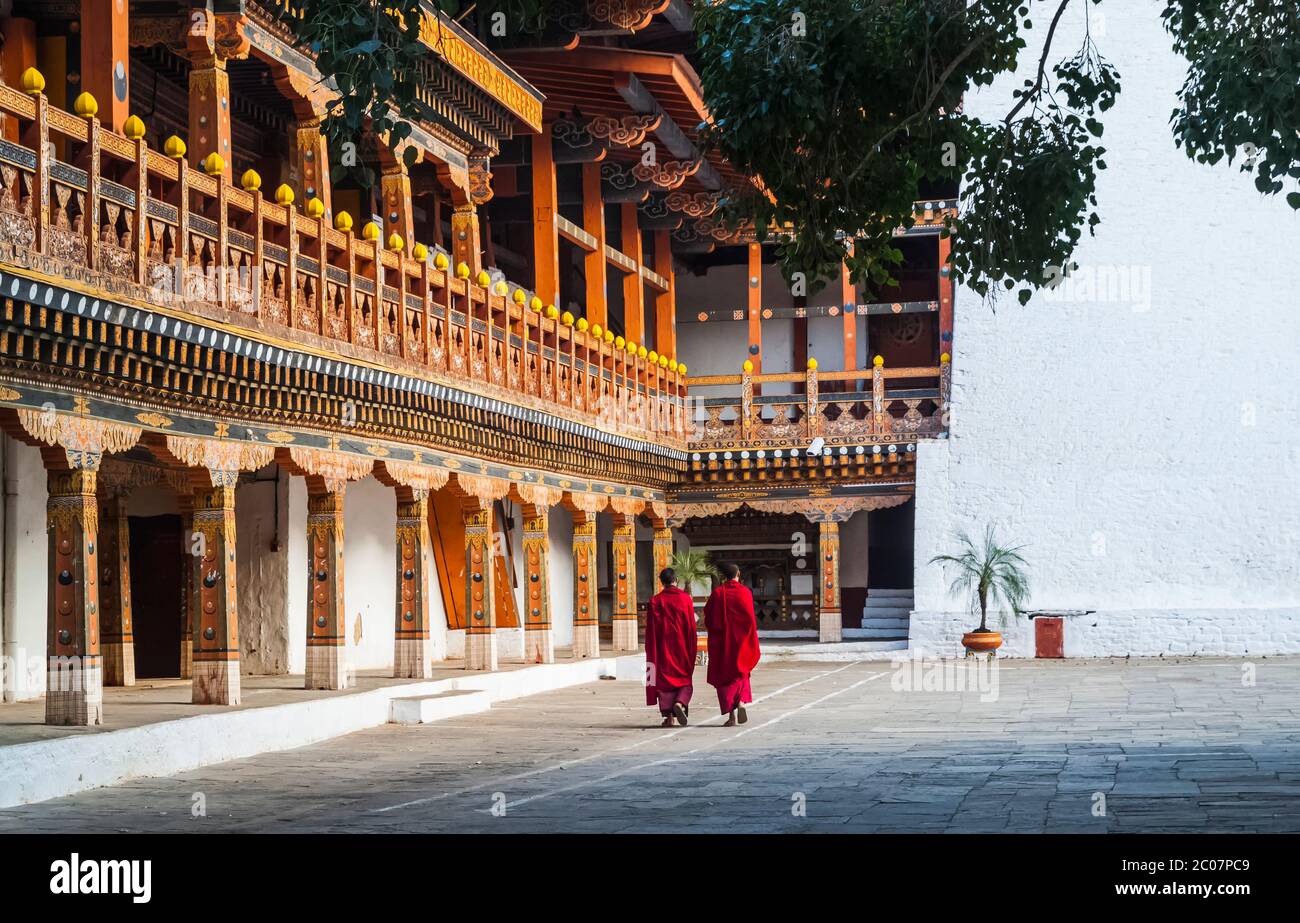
top-left (3, 656), bottom-right (1300, 833)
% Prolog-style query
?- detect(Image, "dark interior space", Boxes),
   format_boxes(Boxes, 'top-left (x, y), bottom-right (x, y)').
top-left (128, 514), bottom-right (184, 679)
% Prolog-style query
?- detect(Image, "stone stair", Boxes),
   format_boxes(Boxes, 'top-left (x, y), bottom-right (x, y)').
top-left (847, 588), bottom-right (913, 641)
top-left (389, 689), bottom-right (493, 725)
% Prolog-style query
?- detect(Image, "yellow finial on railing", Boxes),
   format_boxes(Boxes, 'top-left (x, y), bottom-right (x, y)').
top-left (545, 304), bottom-right (559, 319)
top-left (941, 352), bottom-right (951, 363)
top-left (561, 310), bottom-right (574, 326)
top-left (362, 222), bottom-right (381, 241)
top-left (412, 242), bottom-right (428, 261)
top-left (493, 279), bottom-right (508, 296)
top-left (873, 354), bottom-right (884, 368)
top-left (333, 210), bottom-right (353, 232)
top-left (807, 357), bottom-right (818, 371)
top-left (241, 169), bottom-right (262, 192)
top-left (615, 335), bottom-right (625, 350)
top-left (163, 135), bottom-right (186, 159)
top-left (512, 288), bottom-right (526, 305)
top-left (636, 345), bottom-right (647, 360)
top-left (529, 295), bottom-right (543, 312)
top-left (456, 262), bottom-right (471, 280)
top-left (576, 317), bottom-right (589, 332)
top-left (434, 252), bottom-right (449, 271)
top-left (73, 92), bottom-right (98, 118)
top-left (669, 359), bottom-right (679, 373)
top-left (386, 232), bottom-right (404, 252)
top-left (305, 197), bottom-right (325, 219)
top-left (678, 363), bottom-right (688, 375)
top-left (123, 115), bottom-right (146, 141)
top-left (273, 184), bottom-right (294, 206)
top-left (591, 323), bottom-right (603, 338)
top-left (743, 359), bottom-right (754, 373)
top-left (604, 330), bottom-right (615, 344)
top-left (647, 350), bottom-right (658, 364)
top-left (19, 67), bottom-right (45, 95)
top-left (201, 152), bottom-right (225, 176)
top-left (658, 354), bottom-right (669, 368)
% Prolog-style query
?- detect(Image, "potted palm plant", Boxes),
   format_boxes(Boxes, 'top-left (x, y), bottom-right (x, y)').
top-left (929, 526), bottom-right (1030, 658)
top-left (669, 548), bottom-right (719, 599)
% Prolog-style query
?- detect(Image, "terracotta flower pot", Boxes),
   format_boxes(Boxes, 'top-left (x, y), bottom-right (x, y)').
top-left (962, 630), bottom-right (1003, 657)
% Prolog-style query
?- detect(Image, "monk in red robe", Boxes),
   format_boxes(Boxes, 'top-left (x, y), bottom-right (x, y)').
top-left (704, 562), bottom-right (761, 726)
top-left (644, 567), bottom-right (699, 727)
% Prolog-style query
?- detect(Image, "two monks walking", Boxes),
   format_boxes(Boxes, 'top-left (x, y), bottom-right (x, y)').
top-left (645, 561), bottom-right (761, 728)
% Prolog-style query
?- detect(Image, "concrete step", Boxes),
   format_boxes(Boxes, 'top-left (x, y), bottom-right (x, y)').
top-left (835, 633), bottom-right (909, 647)
top-left (860, 617), bottom-right (910, 630)
top-left (389, 689), bottom-right (492, 725)
top-left (867, 588), bottom-right (914, 599)
top-left (861, 605), bottom-right (912, 618)
top-left (852, 627), bottom-right (912, 639)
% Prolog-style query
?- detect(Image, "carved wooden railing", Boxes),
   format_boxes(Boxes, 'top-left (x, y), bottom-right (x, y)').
top-left (0, 78), bottom-right (687, 446)
top-left (685, 358), bottom-right (950, 451)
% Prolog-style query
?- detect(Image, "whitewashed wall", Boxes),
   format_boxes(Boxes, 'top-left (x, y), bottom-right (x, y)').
top-left (1, 439), bottom-right (47, 701)
top-left (913, 0), bottom-right (1300, 657)
top-left (341, 475), bottom-right (397, 671)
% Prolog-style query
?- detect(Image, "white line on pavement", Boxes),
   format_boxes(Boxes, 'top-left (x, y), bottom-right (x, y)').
top-left (370, 662), bottom-right (859, 814)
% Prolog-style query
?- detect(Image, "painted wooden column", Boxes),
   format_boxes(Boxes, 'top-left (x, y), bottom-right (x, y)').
top-left (191, 484), bottom-right (241, 704)
top-left (0, 17), bottom-right (37, 142)
top-left (97, 490), bottom-right (135, 686)
top-left (653, 229), bottom-right (676, 358)
top-left (80, 0), bottom-right (129, 133)
top-left (45, 468), bottom-right (103, 726)
top-left (817, 520), bottom-right (843, 644)
top-left (463, 500), bottom-right (497, 671)
top-left (571, 512), bottom-right (600, 659)
top-left (451, 203), bottom-right (481, 278)
top-left (531, 125), bottom-right (559, 305)
top-left (394, 491), bottom-right (433, 679)
top-left (621, 203), bottom-right (644, 345)
top-left (381, 161), bottom-right (413, 253)
top-left (305, 489), bottom-right (348, 689)
top-left (187, 56), bottom-right (232, 180)
top-left (746, 241), bottom-right (762, 375)
top-left (841, 243), bottom-right (858, 372)
top-left (294, 116), bottom-right (332, 218)
top-left (610, 512), bottom-right (639, 652)
top-left (178, 501), bottom-right (194, 680)
top-left (652, 523), bottom-right (673, 581)
top-left (521, 504), bottom-right (554, 664)
top-left (582, 161), bottom-right (608, 327)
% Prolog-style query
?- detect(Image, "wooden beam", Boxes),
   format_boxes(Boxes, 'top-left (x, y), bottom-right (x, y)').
top-left (81, 0), bottom-right (130, 133)
top-left (653, 229), bottom-right (676, 357)
top-left (615, 73), bottom-right (722, 190)
top-left (531, 125), bottom-right (560, 305)
top-left (841, 243), bottom-right (857, 370)
top-left (662, 0), bottom-right (694, 31)
top-left (621, 202), bottom-right (644, 345)
top-left (582, 161), bottom-right (608, 327)
top-left (747, 242), bottom-right (762, 374)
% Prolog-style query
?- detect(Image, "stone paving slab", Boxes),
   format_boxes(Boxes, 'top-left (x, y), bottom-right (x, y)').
top-left (2, 656), bottom-right (1300, 832)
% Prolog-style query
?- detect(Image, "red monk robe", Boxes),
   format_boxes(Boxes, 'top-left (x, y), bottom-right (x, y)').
top-left (644, 585), bottom-right (699, 718)
top-left (703, 578), bottom-right (762, 718)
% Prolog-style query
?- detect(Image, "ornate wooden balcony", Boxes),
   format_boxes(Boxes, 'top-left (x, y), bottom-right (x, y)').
top-left (0, 82), bottom-right (686, 450)
top-left (683, 360), bottom-right (950, 478)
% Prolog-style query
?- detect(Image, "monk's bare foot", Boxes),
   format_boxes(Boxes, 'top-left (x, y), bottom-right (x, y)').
top-left (671, 703), bottom-right (688, 726)
top-left (723, 709), bottom-right (737, 727)
top-left (660, 716), bottom-right (673, 727)
top-left (737, 705), bottom-right (748, 725)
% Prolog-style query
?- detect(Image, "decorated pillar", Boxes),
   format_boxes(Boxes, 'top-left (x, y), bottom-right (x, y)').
top-left (381, 161), bottom-right (413, 252)
top-left (621, 203), bottom-right (644, 345)
top-left (571, 511), bottom-right (599, 659)
top-left (190, 483), bottom-right (240, 704)
top-left (97, 490), bottom-right (135, 686)
top-left (394, 491), bottom-right (433, 679)
top-left (817, 520), bottom-right (842, 644)
top-left (187, 57), bottom-right (232, 180)
top-left (531, 125), bottom-right (559, 304)
top-left (79, 0), bottom-right (129, 133)
top-left (610, 512), bottom-right (639, 652)
top-left (462, 500), bottom-right (497, 671)
top-left (45, 467), bottom-right (103, 726)
top-left (305, 488), bottom-right (348, 689)
top-left (178, 498), bottom-right (194, 680)
top-left (451, 203), bottom-right (481, 278)
top-left (521, 504), bottom-right (554, 664)
top-left (293, 116), bottom-right (332, 217)
top-left (652, 523), bottom-right (673, 582)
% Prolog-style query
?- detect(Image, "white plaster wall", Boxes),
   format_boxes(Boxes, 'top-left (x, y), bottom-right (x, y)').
top-left (913, 1), bottom-right (1300, 657)
top-left (1, 439), bottom-right (48, 702)
top-left (342, 476), bottom-right (396, 671)
top-left (547, 503), bottom-right (575, 649)
top-left (286, 476), bottom-right (308, 675)
top-left (235, 468), bottom-right (290, 675)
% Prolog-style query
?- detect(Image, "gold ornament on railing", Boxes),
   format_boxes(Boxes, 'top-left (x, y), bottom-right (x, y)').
top-left (658, 354), bottom-right (669, 368)
top-left (615, 336), bottom-right (625, 350)
top-left (807, 357), bottom-right (818, 370)
top-left (475, 270), bottom-right (491, 287)
top-left (604, 330), bottom-right (615, 344)
top-left (669, 359), bottom-right (679, 372)
top-left (679, 363), bottom-right (688, 375)
top-left (637, 345), bottom-right (647, 359)
top-left (529, 295), bottom-right (543, 312)
top-left (492, 280), bottom-right (508, 296)
top-left (362, 222), bottom-right (380, 241)
top-left (73, 92), bottom-right (98, 118)
top-left (456, 262), bottom-right (470, 279)
top-left (241, 169), bottom-right (262, 192)
top-left (873, 354), bottom-right (884, 367)
top-left (274, 184), bottom-right (294, 206)
top-left (434, 252), bottom-right (449, 271)
top-left (591, 323), bottom-right (603, 339)
top-left (941, 352), bottom-right (951, 363)
top-left (163, 135), bottom-right (186, 159)
top-left (648, 350), bottom-right (658, 364)
top-left (202, 152), bottom-right (225, 176)
top-left (561, 311), bottom-right (574, 326)
top-left (576, 317), bottom-right (589, 332)
top-left (412, 242), bottom-right (428, 261)
top-left (123, 115), bottom-right (146, 140)
top-left (626, 340), bottom-right (638, 355)
top-left (305, 197), bottom-right (326, 219)
top-left (743, 359), bottom-right (754, 373)
top-left (386, 232), bottom-right (404, 252)
top-left (512, 288), bottom-right (526, 305)
top-left (20, 67), bottom-right (45, 95)
top-left (545, 304), bottom-right (559, 319)
top-left (333, 210), bottom-right (353, 232)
